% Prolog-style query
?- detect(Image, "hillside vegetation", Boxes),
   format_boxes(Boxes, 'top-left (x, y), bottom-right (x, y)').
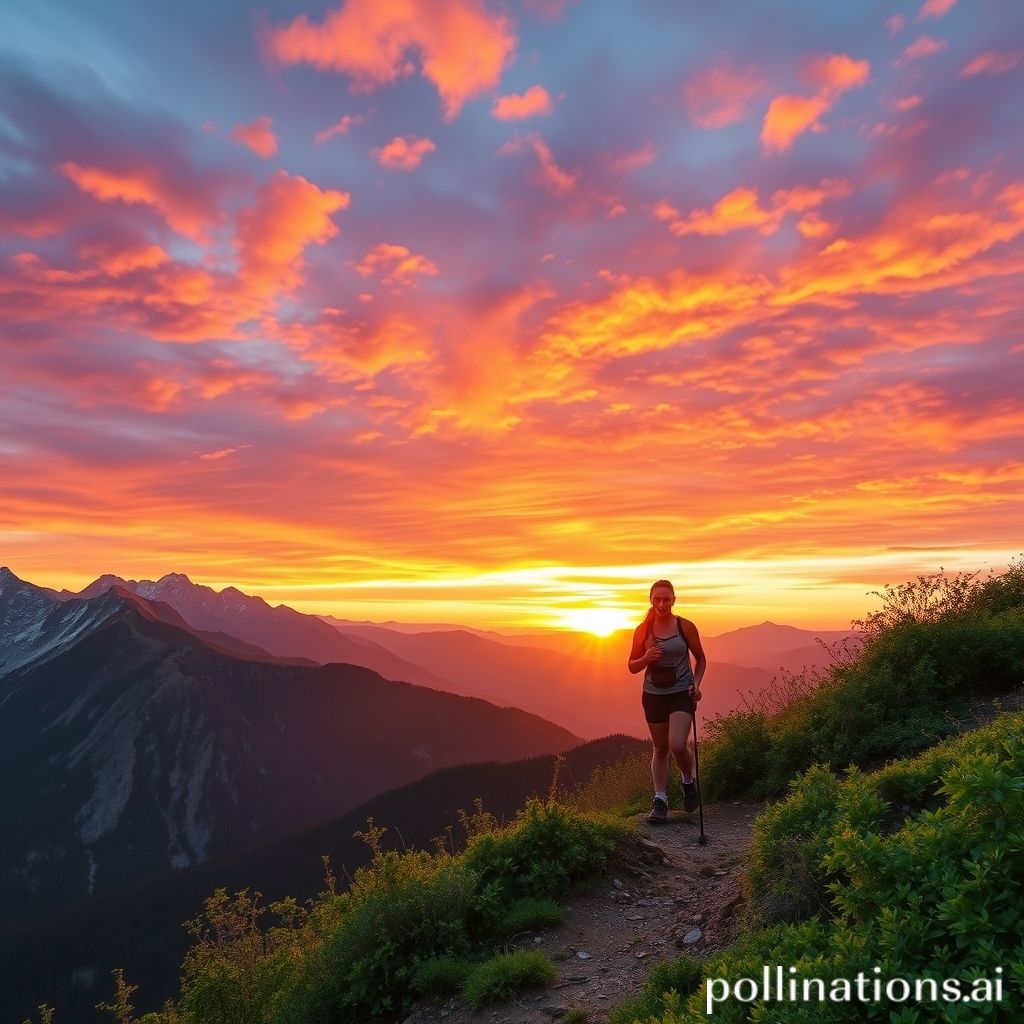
top-left (27, 563), bottom-right (1024, 1023)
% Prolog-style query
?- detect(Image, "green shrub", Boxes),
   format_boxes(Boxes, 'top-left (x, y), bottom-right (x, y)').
top-left (700, 565), bottom-right (1024, 802)
top-left (496, 896), bottom-right (564, 936)
top-left (461, 951), bottom-right (556, 1009)
top-left (410, 955), bottom-right (472, 997)
top-left (700, 711), bottom-right (771, 802)
top-left (647, 712), bottom-right (1024, 1021)
top-left (169, 801), bottom-right (626, 1024)
top-left (569, 752), bottom-right (652, 817)
top-left (563, 1008), bottom-right (588, 1023)
top-left (464, 799), bottom-right (628, 908)
top-left (607, 955), bottom-right (703, 1024)
top-left (298, 849), bottom-right (476, 1020)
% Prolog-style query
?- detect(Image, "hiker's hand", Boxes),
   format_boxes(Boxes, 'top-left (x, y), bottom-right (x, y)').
top-left (690, 684), bottom-right (703, 702)
top-left (645, 646), bottom-right (662, 664)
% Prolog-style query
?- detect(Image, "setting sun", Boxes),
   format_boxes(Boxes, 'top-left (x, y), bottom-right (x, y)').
top-left (555, 607), bottom-right (635, 637)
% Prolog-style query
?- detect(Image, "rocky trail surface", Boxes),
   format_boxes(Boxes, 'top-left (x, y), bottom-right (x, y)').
top-left (403, 799), bottom-right (764, 1024)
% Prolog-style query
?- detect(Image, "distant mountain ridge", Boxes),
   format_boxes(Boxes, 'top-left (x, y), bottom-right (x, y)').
top-left (0, 569), bottom-right (579, 915)
top-left (67, 571), bottom-right (461, 692)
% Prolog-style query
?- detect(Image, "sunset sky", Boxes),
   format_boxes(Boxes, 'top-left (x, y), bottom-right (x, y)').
top-left (1, 0), bottom-right (1022, 634)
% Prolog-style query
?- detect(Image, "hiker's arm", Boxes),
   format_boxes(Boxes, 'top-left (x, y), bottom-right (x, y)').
top-left (683, 619), bottom-right (707, 694)
top-left (627, 626), bottom-right (656, 673)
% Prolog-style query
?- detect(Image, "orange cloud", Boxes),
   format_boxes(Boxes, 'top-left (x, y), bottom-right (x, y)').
top-left (262, 0), bottom-right (515, 120)
top-left (235, 170), bottom-right (350, 296)
top-left (314, 114), bottom-right (365, 143)
top-left (916, 0), bottom-right (957, 20)
top-left (896, 36), bottom-right (948, 66)
top-left (959, 50), bottom-right (1022, 77)
top-left (760, 94), bottom-right (831, 152)
top-left (231, 116), bottom-right (278, 158)
top-left (801, 53), bottom-right (870, 92)
top-left (77, 242), bottom-right (169, 277)
top-left (59, 161), bottom-right (215, 240)
top-left (492, 85), bottom-right (553, 120)
top-left (776, 180), bottom-right (1024, 305)
top-left (372, 135), bottom-right (436, 169)
top-left (795, 213), bottom-right (835, 239)
top-left (499, 134), bottom-right (578, 195)
top-left (761, 52), bottom-right (869, 153)
top-left (669, 187), bottom-right (775, 236)
top-left (604, 143), bottom-right (657, 176)
top-left (684, 60), bottom-right (764, 129)
top-left (355, 242), bottom-right (439, 283)
top-left (662, 178), bottom-right (850, 237)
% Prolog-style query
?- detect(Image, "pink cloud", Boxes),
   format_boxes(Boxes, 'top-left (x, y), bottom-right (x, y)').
top-left (604, 143), bottom-right (657, 176)
top-left (58, 161), bottom-right (218, 241)
top-left (684, 61), bottom-right (764, 129)
top-left (761, 94), bottom-right (832, 153)
top-left (959, 50), bottom-right (1023, 77)
top-left (355, 242), bottom-right (439, 284)
top-left (896, 36), bottom-right (948, 66)
top-left (235, 170), bottom-right (350, 296)
top-left (893, 95), bottom-right (923, 112)
top-left (492, 85), bottom-right (553, 121)
top-left (795, 213), bottom-right (836, 239)
top-left (916, 0), bottom-right (957, 20)
top-left (761, 52), bottom-right (870, 153)
top-left (801, 53), bottom-right (871, 92)
top-left (262, 0), bottom-right (515, 120)
top-left (499, 134), bottom-right (579, 195)
top-left (664, 178), bottom-right (851, 236)
top-left (231, 116), bottom-right (279, 158)
top-left (314, 114), bottom-right (365, 144)
top-left (886, 14), bottom-right (906, 35)
top-left (372, 135), bottom-right (436, 170)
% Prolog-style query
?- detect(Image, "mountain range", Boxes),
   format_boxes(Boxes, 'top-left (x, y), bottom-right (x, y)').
top-left (58, 571), bottom-right (831, 736)
top-left (0, 568), bottom-right (577, 915)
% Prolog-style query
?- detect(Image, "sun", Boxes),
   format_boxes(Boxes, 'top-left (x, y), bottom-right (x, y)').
top-left (555, 607), bottom-right (633, 637)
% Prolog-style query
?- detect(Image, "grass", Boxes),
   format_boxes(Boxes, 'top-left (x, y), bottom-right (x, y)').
top-left (461, 950), bottom-right (556, 1009)
top-left (607, 956), bottom-right (703, 1024)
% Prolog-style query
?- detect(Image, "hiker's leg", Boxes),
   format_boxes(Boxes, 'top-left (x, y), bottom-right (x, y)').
top-left (669, 711), bottom-right (694, 778)
top-left (647, 720), bottom-right (670, 793)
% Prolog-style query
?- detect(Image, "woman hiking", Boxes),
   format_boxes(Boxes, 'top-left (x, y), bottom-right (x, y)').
top-left (627, 579), bottom-right (707, 823)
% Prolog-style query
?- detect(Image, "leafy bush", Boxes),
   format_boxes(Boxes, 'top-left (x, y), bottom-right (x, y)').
top-left (132, 800), bottom-right (624, 1024)
top-left (700, 565), bottom-right (1024, 802)
top-left (291, 848), bottom-right (479, 1020)
top-left (648, 712), bottom-right (1024, 1021)
top-left (463, 799), bottom-right (628, 907)
top-left (461, 951), bottom-right (556, 1009)
top-left (607, 955), bottom-right (703, 1024)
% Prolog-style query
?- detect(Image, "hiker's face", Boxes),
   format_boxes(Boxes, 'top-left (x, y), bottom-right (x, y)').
top-left (650, 587), bottom-right (675, 611)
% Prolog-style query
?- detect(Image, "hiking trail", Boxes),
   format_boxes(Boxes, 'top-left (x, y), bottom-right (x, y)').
top-left (402, 798), bottom-right (764, 1023)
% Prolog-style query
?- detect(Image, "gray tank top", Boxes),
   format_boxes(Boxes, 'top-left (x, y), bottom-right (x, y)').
top-left (643, 618), bottom-right (695, 695)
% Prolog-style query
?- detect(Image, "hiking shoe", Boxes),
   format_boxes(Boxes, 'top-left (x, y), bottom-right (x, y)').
top-left (682, 781), bottom-right (700, 813)
top-left (648, 796), bottom-right (668, 824)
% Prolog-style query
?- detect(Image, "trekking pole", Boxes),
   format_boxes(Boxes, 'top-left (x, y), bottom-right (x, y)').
top-left (692, 705), bottom-right (707, 846)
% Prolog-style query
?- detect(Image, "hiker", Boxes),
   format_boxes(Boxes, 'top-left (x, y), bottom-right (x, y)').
top-left (627, 579), bottom-right (706, 823)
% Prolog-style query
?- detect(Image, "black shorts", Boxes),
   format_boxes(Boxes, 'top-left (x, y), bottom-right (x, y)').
top-left (642, 689), bottom-right (695, 724)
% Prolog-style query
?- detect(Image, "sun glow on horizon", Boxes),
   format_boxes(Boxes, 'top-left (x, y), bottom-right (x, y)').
top-left (552, 606), bottom-right (634, 637)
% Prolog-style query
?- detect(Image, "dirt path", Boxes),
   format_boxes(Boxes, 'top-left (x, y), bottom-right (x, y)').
top-left (402, 799), bottom-right (764, 1024)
